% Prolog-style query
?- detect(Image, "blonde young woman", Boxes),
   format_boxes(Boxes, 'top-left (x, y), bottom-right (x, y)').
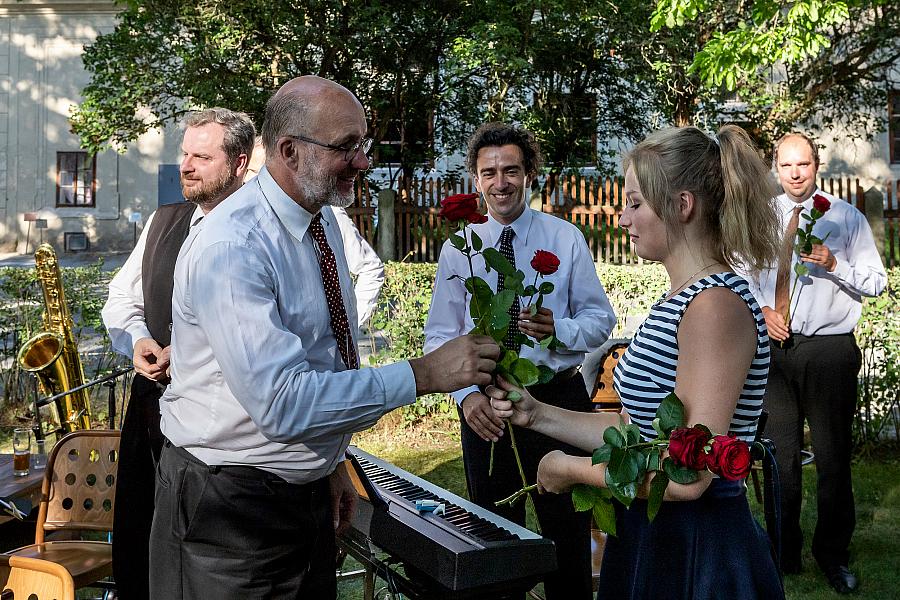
top-left (489, 125), bottom-right (785, 599)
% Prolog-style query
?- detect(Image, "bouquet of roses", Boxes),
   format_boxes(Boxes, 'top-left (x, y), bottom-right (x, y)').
top-left (439, 193), bottom-right (563, 518)
top-left (571, 392), bottom-right (753, 535)
top-left (785, 193), bottom-right (832, 329)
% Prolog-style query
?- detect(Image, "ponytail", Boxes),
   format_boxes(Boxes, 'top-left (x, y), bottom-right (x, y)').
top-left (624, 125), bottom-right (780, 275)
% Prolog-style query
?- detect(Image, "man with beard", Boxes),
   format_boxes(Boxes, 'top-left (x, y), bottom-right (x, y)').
top-left (244, 136), bottom-right (385, 327)
top-left (149, 76), bottom-right (500, 600)
top-left (102, 107), bottom-right (254, 600)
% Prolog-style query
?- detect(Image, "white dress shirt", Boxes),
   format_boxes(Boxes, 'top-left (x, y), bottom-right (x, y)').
top-left (747, 189), bottom-right (886, 336)
top-left (101, 205), bottom-right (381, 358)
top-left (331, 207), bottom-right (384, 326)
top-left (101, 206), bottom-right (205, 358)
top-left (424, 208), bottom-right (616, 405)
top-left (159, 167), bottom-right (415, 483)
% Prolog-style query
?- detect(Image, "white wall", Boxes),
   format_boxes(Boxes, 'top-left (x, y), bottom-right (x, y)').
top-left (0, 0), bottom-right (180, 254)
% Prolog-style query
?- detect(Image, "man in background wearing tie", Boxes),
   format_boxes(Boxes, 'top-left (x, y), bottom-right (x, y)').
top-left (424, 122), bottom-right (616, 599)
top-left (751, 133), bottom-right (886, 594)
top-left (149, 76), bottom-right (500, 600)
top-left (102, 108), bottom-right (255, 600)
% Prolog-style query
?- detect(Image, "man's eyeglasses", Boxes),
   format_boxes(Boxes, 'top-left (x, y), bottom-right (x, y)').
top-left (288, 134), bottom-right (373, 162)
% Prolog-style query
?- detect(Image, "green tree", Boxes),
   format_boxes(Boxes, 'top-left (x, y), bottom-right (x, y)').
top-left (650, 0), bottom-right (900, 144)
top-left (70, 0), bottom-right (474, 180)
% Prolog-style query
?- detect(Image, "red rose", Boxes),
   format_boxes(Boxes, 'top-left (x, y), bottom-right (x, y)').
top-left (440, 193), bottom-right (481, 222)
top-left (812, 194), bottom-right (831, 214)
top-left (668, 426), bottom-right (711, 470)
top-left (467, 212), bottom-right (488, 224)
top-left (530, 250), bottom-right (560, 275)
top-left (707, 434), bottom-right (752, 480)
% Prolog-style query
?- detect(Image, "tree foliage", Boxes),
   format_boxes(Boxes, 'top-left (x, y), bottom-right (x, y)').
top-left (650, 0), bottom-right (900, 145)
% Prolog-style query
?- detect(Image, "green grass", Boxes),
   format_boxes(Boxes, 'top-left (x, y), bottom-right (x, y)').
top-left (345, 425), bottom-right (900, 600)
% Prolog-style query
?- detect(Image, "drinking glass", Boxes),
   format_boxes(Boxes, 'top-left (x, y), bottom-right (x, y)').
top-left (33, 438), bottom-right (48, 470)
top-left (12, 428), bottom-right (31, 477)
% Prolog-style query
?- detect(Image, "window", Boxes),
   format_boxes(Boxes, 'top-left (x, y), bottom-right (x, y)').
top-left (56, 152), bottom-right (96, 207)
top-left (371, 110), bottom-right (433, 167)
top-left (890, 91), bottom-right (900, 164)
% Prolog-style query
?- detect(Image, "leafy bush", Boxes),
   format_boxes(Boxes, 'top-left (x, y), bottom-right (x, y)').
top-left (855, 266), bottom-right (900, 446)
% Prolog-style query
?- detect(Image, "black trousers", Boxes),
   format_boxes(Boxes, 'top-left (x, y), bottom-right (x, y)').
top-left (764, 333), bottom-right (860, 570)
top-left (149, 442), bottom-right (335, 600)
top-left (459, 373), bottom-right (593, 600)
top-left (112, 375), bottom-right (165, 600)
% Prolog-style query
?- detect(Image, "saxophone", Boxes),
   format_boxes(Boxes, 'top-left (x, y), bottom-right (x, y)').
top-left (17, 243), bottom-right (92, 432)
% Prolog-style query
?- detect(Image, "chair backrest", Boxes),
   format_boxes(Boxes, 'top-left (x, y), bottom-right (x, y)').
top-left (590, 341), bottom-right (629, 411)
top-left (35, 430), bottom-right (120, 544)
top-left (0, 555), bottom-right (75, 599)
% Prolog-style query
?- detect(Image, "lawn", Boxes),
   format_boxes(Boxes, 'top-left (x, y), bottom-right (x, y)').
top-left (342, 417), bottom-right (900, 600)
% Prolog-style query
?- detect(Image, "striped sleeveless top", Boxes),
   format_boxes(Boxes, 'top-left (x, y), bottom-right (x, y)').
top-left (613, 272), bottom-right (769, 443)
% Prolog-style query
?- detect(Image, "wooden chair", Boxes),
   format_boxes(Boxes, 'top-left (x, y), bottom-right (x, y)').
top-left (5, 430), bottom-right (119, 591)
top-left (590, 340), bottom-right (629, 412)
top-left (0, 555), bottom-right (75, 600)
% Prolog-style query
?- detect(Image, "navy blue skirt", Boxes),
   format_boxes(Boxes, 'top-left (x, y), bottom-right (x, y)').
top-left (596, 479), bottom-right (784, 600)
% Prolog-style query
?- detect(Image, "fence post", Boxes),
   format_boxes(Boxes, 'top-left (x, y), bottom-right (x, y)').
top-left (376, 189), bottom-right (397, 262)
top-left (864, 186), bottom-right (885, 259)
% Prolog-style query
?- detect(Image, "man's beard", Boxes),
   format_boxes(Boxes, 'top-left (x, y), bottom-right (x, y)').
top-left (181, 168), bottom-right (238, 207)
top-left (299, 152), bottom-right (355, 209)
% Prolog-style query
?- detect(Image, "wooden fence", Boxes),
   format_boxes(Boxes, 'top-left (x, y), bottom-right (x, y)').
top-left (346, 175), bottom-right (900, 267)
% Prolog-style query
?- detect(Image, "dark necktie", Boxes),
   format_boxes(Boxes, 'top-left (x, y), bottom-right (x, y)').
top-left (496, 226), bottom-right (521, 352)
top-left (309, 214), bottom-right (359, 370)
top-left (774, 205), bottom-right (803, 319)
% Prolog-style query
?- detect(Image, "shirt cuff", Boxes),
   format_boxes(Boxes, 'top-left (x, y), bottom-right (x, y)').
top-left (451, 386), bottom-right (479, 406)
top-left (126, 324), bottom-right (154, 354)
top-left (829, 256), bottom-right (851, 283)
top-left (378, 361), bottom-right (417, 411)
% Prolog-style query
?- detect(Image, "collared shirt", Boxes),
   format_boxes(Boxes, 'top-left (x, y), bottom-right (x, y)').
top-left (424, 208), bottom-right (616, 405)
top-left (102, 205), bottom-right (204, 357)
top-left (331, 206), bottom-right (385, 326)
top-left (746, 189), bottom-right (886, 336)
top-left (159, 167), bottom-right (415, 483)
top-left (101, 205), bottom-right (382, 358)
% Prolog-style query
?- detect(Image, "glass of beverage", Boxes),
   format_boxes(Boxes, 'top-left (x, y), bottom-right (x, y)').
top-left (13, 428), bottom-right (31, 477)
top-left (33, 438), bottom-right (48, 470)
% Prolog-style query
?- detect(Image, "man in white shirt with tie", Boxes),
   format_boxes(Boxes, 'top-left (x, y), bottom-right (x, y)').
top-left (149, 76), bottom-right (500, 600)
top-left (751, 133), bottom-right (886, 593)
top-left (424, 122), bottom-right (616, 599)
top-left (102, 107), bottom-right (254, 600)
top-left (244, 136), bottom-right (385, 328)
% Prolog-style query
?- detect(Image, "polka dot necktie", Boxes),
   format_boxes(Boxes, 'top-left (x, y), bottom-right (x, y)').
top-left (309, 213), bottom-right (359, 370)
top-left (496, 226), bottom-right (521, 353)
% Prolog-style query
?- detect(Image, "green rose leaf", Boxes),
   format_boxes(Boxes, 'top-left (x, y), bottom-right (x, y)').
top-left (647, 471), bottom-right (669, 522)
top-left (506, 390), bottom-right (522, 402)
top-left (494, 289), bottom-right (516, 312)
top-left (651, 417), bottom-right (664, 438)
top-left (523, 285), bottom-right (538, 297)
top-left (482, 247), bottom-right (515, 276)
top-left (449, 232), bottom-right (466, 251)
top-left (623, 423), bottom-right (641, 446)
top-left (510, 357), bottom-right (540, 387)
top-left (603, 426), bottom-right (625, 449)
top-left (794, 262), bottom-right (809, 277)
top-left (592, 444), bottom-right (612, 465)
top-left (808, 234), bottom-right (822, 246)
top-left (471, 230), bottom-right (483, 252)
top-left (593, 500), bottom-right (617, 536)
top-left (536, 364), bottom-right (555, 384)
top-left (490, 311), bottom-right (511, 331)
top-left (607, 478), bottom-right (638, 507)
top-left (607, 446), bottom-right (642, 485)
top-left (662, 456), bottom-right (700, 484)
top-left (646, 447), bottom-right (661, 472)
top-left (498, 348), bottom-right (517, 372)
top-left (656, 392), bottom-right (685, 436)
top-left (539, 281), bottom-right (554, 294)
top-left (571, 483), bottom-right (605, 512)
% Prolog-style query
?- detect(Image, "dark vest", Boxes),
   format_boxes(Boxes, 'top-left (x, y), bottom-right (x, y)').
top-left (141, 202), bottom-right (197, 347)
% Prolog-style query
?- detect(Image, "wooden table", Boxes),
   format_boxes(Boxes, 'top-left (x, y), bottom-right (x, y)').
top-left (0, 454), bottom-right (45, 524)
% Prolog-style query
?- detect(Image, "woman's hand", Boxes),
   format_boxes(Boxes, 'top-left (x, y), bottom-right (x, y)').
top-left (537, 450), bottom-right (579, 494)
top-left (485, 376), bottom-right (540, 429)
